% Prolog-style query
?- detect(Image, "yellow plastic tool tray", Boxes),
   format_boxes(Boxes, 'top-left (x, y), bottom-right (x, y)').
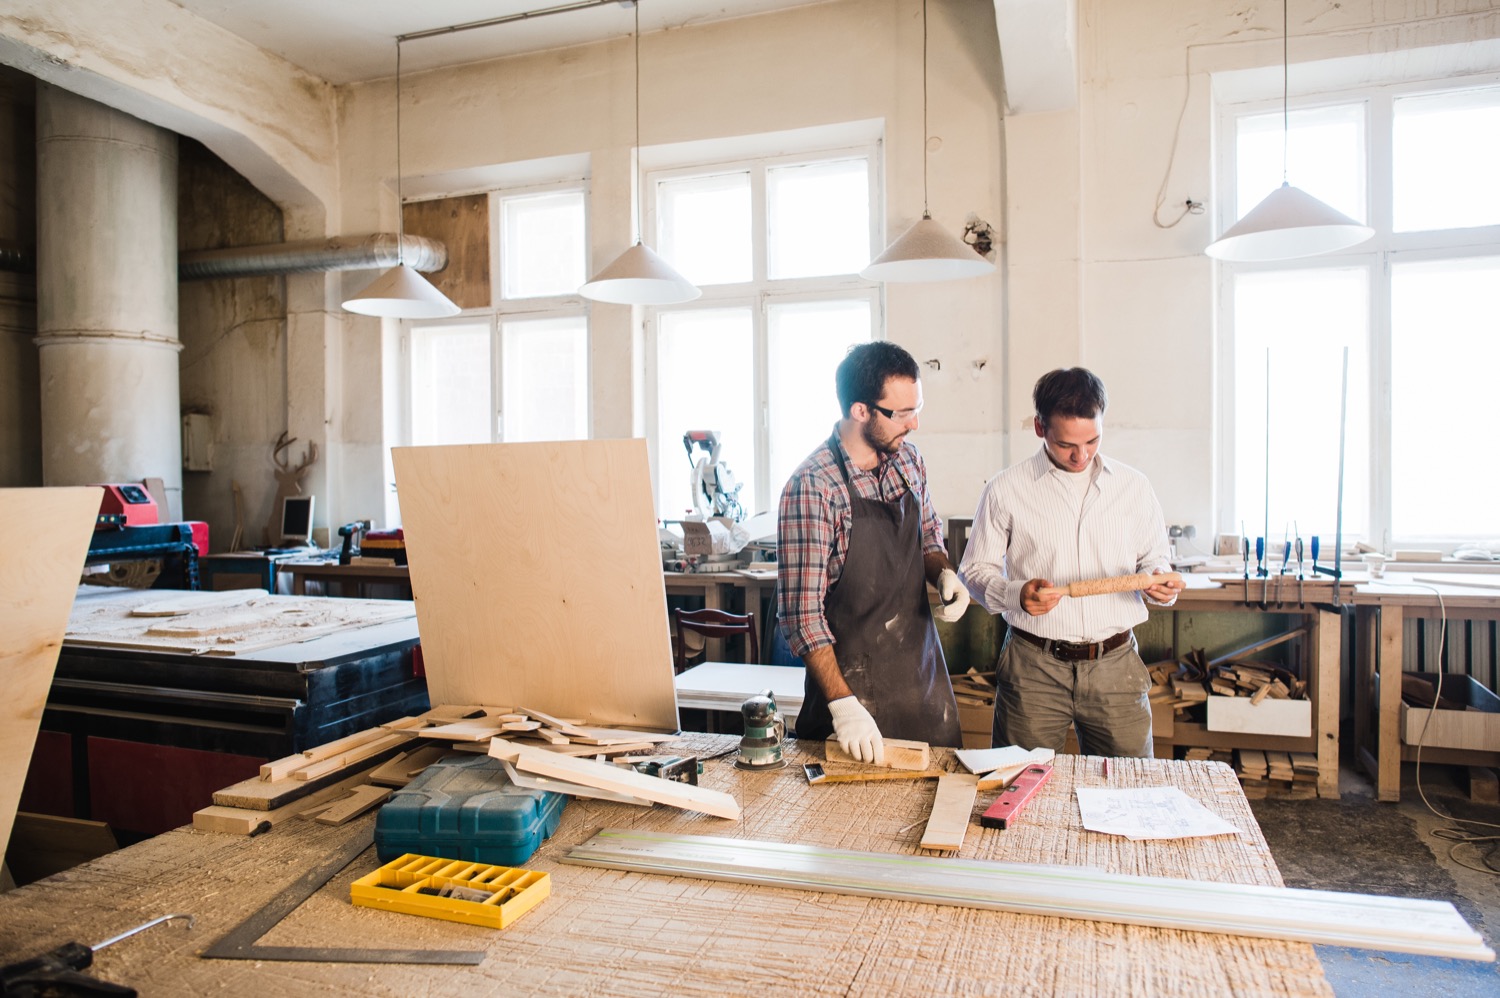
top-left (350, 853), bottom-right (550, 929)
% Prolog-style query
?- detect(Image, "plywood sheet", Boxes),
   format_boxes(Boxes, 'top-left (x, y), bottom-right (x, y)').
top-left (392, 440), bottom-right (677, 730)
top-left (403, 193), bottom-right (490, 310)
top-left (0, 486), bottom-right (102, 855)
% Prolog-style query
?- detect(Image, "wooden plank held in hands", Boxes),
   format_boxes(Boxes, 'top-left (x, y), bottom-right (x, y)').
top-left (825, 737), bottom-right (931, 771)
top-left (1037, 572), bottom-right (1183, 599)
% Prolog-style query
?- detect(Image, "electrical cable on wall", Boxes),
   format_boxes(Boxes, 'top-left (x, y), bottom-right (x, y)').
top-left (1151, 44), bottom-right (1205, 229)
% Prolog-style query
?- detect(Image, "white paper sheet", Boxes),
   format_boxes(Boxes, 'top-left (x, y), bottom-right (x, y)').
top-left (954, 745), bottom-right (1054, 775)
top-left (1075, 787), bottom-right (1242, 840)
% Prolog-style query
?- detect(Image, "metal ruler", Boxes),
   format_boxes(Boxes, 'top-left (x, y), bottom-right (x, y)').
top-left (561, 828), bottom-right (1492, 961)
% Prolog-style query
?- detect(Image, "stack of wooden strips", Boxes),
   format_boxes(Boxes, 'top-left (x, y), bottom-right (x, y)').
top-left (194, 721), bottom-right (425, 835)
top-left (1206, 662), bottom-right (1304, 702)
top-left (1183, 747), bottom-right (1233, 767)
top-left (1235, 749), bottom-right (1320, 799)
top-left (402, 703), bottom-right (679, 759)
top-left (196, 703), bottom-right (704, 836)
top-left (950, 668), bottom-right (996, 711)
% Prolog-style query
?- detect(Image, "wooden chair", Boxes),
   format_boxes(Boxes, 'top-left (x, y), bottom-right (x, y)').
top-left (673, 607), bottom-right (759, 673)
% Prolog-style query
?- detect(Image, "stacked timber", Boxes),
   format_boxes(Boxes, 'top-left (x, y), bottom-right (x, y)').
top-left (1235, 749), bottom-right (1318, 799)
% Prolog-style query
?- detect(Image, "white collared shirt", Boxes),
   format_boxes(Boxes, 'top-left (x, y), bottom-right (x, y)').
top-left (959, 447), bottom-right (1174, 641)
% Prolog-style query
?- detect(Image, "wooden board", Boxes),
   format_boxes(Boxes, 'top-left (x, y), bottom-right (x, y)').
top-left (918, 773), bottom-right (979, 852)
top-left (5, 812), bottom-right (116, 884)
top-left (194, 768), bottom-right (384, 835)
top-left (490, 742), bottom-right (739, 820)
top-left (0, 487), bottom-right (102, 856)
top-left (367, 744), bottom-right (454, 787)
top-left (826, 737), bottom-right (931, 771)
top-left (310, 784), bottom-right (392, 825)
top-left (403, 193), bottom-right (490, 310)
top-left (392, 441), bottom-right (678, 730)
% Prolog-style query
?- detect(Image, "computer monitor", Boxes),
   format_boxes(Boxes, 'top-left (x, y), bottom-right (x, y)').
top-left (279, 494), bottom-right (315, 546)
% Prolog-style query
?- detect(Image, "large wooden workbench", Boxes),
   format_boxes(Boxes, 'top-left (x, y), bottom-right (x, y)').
top-left (1350, 575), bottom-right (1500, 801)
top-left (0, 734), bottom-right (1332, 996)
top-left (1152, 580), bottom-right (1342, 798)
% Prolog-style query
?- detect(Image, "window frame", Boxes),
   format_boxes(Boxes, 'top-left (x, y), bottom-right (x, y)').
top-left (1214, 72), bottom-right (1500, 552)
top-left (397, 181), bottom-right (592, 448)
top-left (642, 140), bottom-right (885, 517)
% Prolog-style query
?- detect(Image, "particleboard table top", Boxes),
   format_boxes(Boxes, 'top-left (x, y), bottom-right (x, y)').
top-left (63, 585), bottom-right (416, 656)
top-left (0, 735), bottom-right (1331, 997)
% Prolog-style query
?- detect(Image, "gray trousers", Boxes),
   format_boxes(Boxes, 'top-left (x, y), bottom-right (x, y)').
top-left (992, 631), bottom-right (1154, 758)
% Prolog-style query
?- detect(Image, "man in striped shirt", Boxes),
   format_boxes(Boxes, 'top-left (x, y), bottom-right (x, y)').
top-left (959, 368), bottom-right (1182, 757)
top-left (777, 341), bottom-right (968, 764)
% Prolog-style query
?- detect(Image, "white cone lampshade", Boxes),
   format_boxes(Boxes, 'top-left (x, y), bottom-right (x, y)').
top-left (861, 213), bottom-right (994, 282)
top-left (343, 263), bottom-right (461, 318)
top-left (1205, 183), bottom-right (1374, 262)
top-left (579, 242), bottom-right (701, 305)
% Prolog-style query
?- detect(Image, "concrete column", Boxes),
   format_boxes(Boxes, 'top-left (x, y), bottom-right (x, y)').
top-left (35, 83), bottom-right (182, 513)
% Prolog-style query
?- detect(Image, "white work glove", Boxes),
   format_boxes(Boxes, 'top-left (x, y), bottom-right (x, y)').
top-left (828, 696), bottom-right (884, 765)
top-left (934, 568), bottom-right (970, 623)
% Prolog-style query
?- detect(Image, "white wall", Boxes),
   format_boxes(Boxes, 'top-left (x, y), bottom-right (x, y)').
top-left (1007, 0), bottom-right (1500, 539)
top-left (335, 0), bottom-right (1007, 524)
top-left (5, 0), bottom-right (1499, 537)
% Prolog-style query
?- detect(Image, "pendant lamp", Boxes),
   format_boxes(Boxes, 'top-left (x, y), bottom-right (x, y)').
top-left (861, 0), bottom-right (993, 283)
top-left (579, 2), bottom-right (700, 305)
top-left (344, 40), bottom-right (461, 318)
top-left (1204, 1), bottom-right (1373, 262)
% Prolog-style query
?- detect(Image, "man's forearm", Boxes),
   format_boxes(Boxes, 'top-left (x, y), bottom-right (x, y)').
top-left (923, 550), bottom-right (954, 587)
top-left (802, 644), bottom-right (852, 702)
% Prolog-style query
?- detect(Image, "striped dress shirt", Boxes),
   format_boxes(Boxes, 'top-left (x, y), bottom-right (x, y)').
top-left (959, 447), bottom-right (1174, 642)
top-left (777, 430), bottom-right (945, 658)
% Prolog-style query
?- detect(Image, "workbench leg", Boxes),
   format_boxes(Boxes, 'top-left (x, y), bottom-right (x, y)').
top-left (1314, 608), bottom-right (1341, 800)
top-left (1376, 606), bottom-right (1404, 802)
top-left (1353, 607), bottom-right (1374, 774)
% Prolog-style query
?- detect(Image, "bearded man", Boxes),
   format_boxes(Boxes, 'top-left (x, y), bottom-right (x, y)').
top-left (776, 341), bottom-right (967, 763)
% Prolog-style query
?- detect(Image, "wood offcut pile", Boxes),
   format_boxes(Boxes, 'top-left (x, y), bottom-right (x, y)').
top-left (1146, 647), bottom-right (1317, 799)
top-left (194, 704), bottom-right (684, 836)
top-left (1234, 749), bottom-right (1319, 799)
top-left (950, 668), bottom-right (997, 711)
top-left (1147, 648), bottom-right (1307, 717)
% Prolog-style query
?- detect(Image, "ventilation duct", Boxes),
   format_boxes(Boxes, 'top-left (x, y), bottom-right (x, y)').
top-left (178, 233), bottom-right (446, 280)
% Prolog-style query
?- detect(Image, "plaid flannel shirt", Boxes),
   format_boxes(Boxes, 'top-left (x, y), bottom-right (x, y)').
top-left (776, 430), bottom-right (945, 658)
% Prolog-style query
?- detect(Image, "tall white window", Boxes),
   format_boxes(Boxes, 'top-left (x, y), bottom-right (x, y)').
top-left (646, 146), bottom-right (880, 519)
top-left (1217, 79), bottom-right (1500, 552)
top-left (406, 187), bottom-right (590, 446)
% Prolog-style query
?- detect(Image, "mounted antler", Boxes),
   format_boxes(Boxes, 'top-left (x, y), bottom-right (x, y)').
top-left (273, 430), bottom-right (319, 481)
top-left (264, 430), bottom-right (321, 547)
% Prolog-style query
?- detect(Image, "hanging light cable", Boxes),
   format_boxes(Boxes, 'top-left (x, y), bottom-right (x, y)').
top-left (861, 0), bottom-right (993, 283)
top-left (1204, 0), bottom-right (1373, 261)
top-left (579, 1), bottom-right (700, 305)
top-left (343, 38), bottom-right (462, 318)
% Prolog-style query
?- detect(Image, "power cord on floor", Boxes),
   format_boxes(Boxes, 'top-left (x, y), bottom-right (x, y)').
top-left (1383, 581), bottom-right (1500, 876)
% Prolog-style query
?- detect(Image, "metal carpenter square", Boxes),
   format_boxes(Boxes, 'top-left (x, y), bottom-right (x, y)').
top-left (201, 827), bottom-right (482, 965)
top-left (978, 764), bottom-right (1053, 830)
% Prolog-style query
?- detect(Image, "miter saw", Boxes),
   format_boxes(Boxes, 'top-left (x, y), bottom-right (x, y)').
top-left (683, 430), bottom-right (745, 522)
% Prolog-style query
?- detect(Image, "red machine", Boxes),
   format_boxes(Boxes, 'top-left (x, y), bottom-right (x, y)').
top-left (96, 483), bottom-right (159, 527)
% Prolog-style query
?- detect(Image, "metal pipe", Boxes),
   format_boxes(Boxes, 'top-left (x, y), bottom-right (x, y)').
top-left (178, 233), bottom-right (447, 280)
top-left (0, 239), bottom-right (36, 274)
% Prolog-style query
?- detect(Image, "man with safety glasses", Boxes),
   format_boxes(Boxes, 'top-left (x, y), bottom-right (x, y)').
top-left (777, 341), bottom-right (967, 764)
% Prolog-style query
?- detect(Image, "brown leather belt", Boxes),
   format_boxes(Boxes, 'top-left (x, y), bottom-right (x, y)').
top-left (1011, 627), bottom-right (1131, 662)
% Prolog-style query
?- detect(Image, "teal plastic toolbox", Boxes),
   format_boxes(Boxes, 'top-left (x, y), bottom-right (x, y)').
top-left (374, 752), bottom-right (567, 867)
